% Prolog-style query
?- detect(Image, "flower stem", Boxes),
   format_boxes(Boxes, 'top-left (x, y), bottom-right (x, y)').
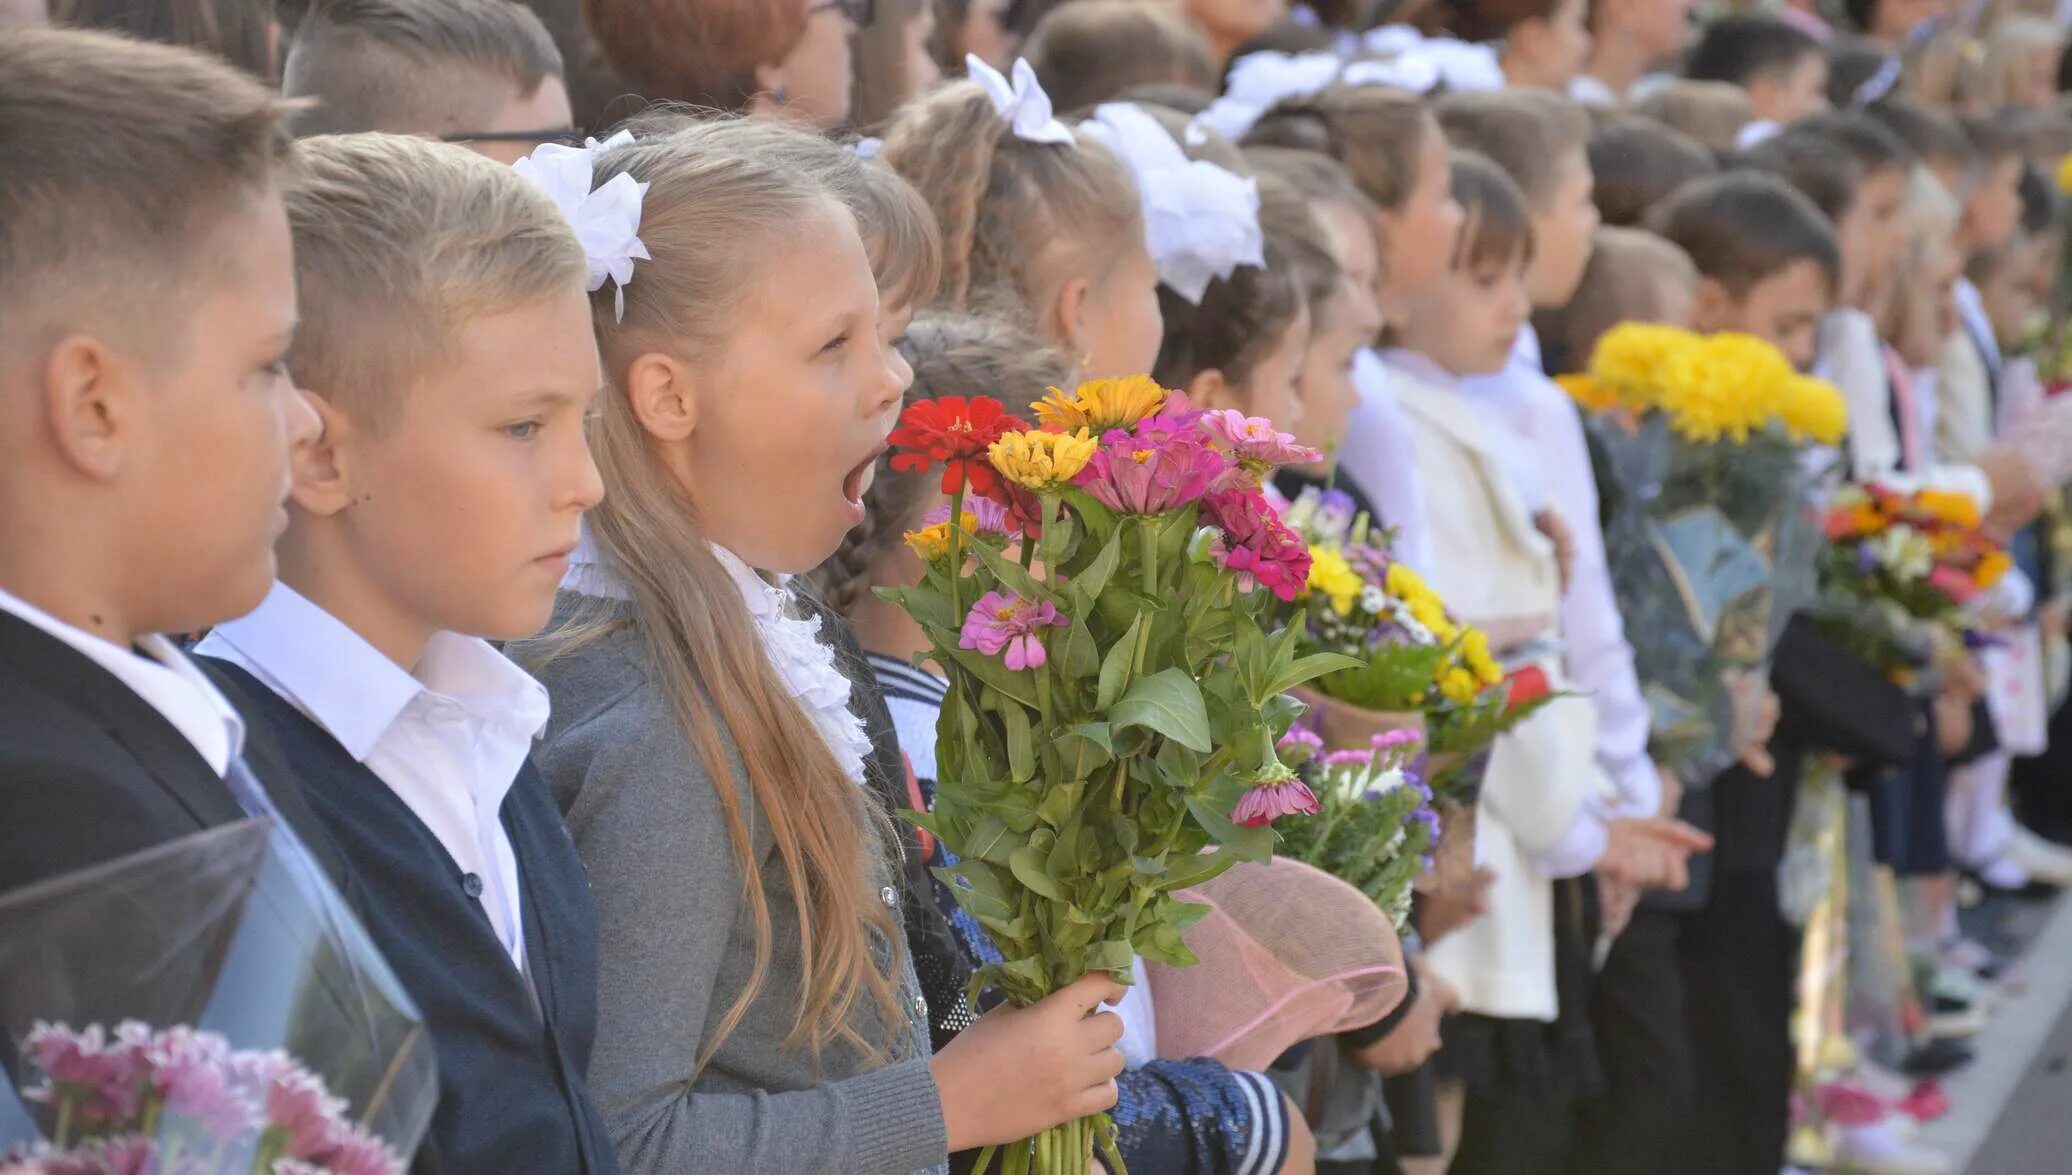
top-left (53, 1096), bottom-right (73, 1149)
top-left (948, 484), bottom-right (968, 620)
top-left (1138, 516), bottom-right (1158, 597)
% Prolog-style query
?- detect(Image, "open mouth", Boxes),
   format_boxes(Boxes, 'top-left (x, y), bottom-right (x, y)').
top-left (843, 444), bottom-right (886, 507)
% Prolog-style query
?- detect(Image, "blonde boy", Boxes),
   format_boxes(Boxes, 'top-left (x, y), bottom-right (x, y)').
top-left (197, 134), bottom-right (614, 1174)
top-left (0, 29), bottom-right (320, 892)
top-left (284, 0), bottom-right (573, 164)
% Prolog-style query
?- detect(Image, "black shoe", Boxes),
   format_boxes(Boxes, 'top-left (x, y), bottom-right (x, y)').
top-left (1902, 1038), bottom-right (1976, 1076)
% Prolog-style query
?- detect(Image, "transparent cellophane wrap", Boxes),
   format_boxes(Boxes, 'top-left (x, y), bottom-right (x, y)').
top-left (1145, 857), bottom-right (1405, 1072)
top-left (0, 819), bottom-right (437, 1168)
top-left (1590, 415), bottom-right (1828, 788)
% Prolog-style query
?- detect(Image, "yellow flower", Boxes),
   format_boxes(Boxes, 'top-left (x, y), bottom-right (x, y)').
top-left (1384, 561), bottom-right (1430, 603)
top-left (2056, 151), bottom-right (2072, 197)
top-left (1305, 545), bottom-right (1364, 616)
top-left (1774, 375), bottom-right (1849, 445)
top-left (1916, 489), bottom-right (1982, 529)
top-left (1588, 323), bottom-right (1701, 410)
top-left (1557, 374), bottom-right (1620, 415)
top-left (1657, 332), bottom-right (1792, 443)
top-left (904, 513), bottom-right (978, 562)
top-left (1458, 626), bottom-right (1502, 686)
top-left (988, 428), bottom-right (1096, 490)
top-left (1032, 376), bottom-right (1168, 433)
top-left (1977, 549), bottom-right (2014, 588)
top-left (1439, 667), bottom-right (1482, 704)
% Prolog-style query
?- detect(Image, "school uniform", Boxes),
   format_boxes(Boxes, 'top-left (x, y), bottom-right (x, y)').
top-left (198, 583), bottom-right (617, 1175)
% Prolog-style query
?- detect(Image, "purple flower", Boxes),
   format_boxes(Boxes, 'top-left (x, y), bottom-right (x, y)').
top-left (1855, 541), bottom-right (1880, 577)
top-left (1316, 490), bottom-right (1356, 536)
top-left (1231, 763), bottom-right (1321, 828)
top-left (1203, 490), bottom-right (1312, 601)
top-left (922, 497), bottom-right (1011, 536)
top-left (1200, 409), bottom-right (1323, 473)
top-left (958, 590), bottom-right (1067, 671)
top-left (1075, 425), bottom-right (1231, 515)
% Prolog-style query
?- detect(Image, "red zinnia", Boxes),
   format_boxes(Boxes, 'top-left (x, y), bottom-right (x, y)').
top-left (1503, 665), bottom-right (1550, 713)
top-left (887, 395), bottom-right (1027, 498)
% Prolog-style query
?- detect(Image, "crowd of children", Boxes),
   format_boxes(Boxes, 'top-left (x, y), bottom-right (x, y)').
top-left (8, 1), bottom-right (2072, 1173)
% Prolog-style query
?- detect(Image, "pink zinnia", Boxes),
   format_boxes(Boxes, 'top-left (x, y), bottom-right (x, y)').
top-left (959, 590), bottom-right (1067, 671)
top-left (1074, 426), bottom-right (1231, 515)
top-left (1231, 763), bottom-right (1321, 827)
top-left (1204, 490), bottom-right (1313, 601)
top-left (1200, 409), bottom-right (1323, 470)
top-left (1928, 564), bottom-right (1980, 603)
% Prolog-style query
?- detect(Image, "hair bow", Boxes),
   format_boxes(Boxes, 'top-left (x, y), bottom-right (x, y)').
top-left (966, 54), bottom-right (1076, 146)
top-left (1736, 119), bottom-right (1781, 150)
top-left (1340, 55), bottom-right (1441, 95)
top-left (1080, 103), bottom-right (1264, 305)
top-left (1196, 50), bottom-right (1344, 141)
top-left (514, 129), bottom-right (650, 322)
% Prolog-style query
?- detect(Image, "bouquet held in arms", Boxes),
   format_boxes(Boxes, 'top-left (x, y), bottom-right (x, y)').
top-left (1811, 484), bottom-right (2011, 685)
top-left (0, 821), bottom-right (436, 1174)
top-left (1270, 726), bottom-right (1438, 933)
top-left (1561, 325), bottom-right (1846, 786)
top-left (883, 379), bottom-right (1360, 1175)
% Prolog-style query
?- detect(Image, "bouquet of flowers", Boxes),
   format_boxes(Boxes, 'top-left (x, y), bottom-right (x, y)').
top-left (884, 379), bottom-right (1360, 1175)
top-left (1561, 325), bottom-right (1846, 785)
top-left (0, 822), bottom-right (435, 1174)
top-left (1810, 484), bottom-right (2011, 682)
top-left (1269, 727), bottom-right (1438, 933)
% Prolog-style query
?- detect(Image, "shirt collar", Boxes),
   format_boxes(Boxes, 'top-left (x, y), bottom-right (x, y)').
top-left (710, 545), bottom-right (789, 621)
top-left (204, 582), bottom-right (548, 762)
top-left (0, 585), bottom-right (243, 774)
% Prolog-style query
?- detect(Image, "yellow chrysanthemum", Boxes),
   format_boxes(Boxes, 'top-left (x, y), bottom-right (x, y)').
top-left (1557, 374), bottom-right (1620, 415)
top-left (2056, 151), bottom-right (2072, 197)
top-left (1588, 323), bottom-right (1701, 410)
top-left (1774, 375), bottom-right (1849, 445)
top-left (988, 428), bottom-right (1096, 490)
top-left (1977, 549), bottom-right (2014, 588)
top-left (1384, 561), bottom-right (1430, 603)
top-left (1306, 545), bottom-right (1364, 616)
top-left (1032, 376), bottom-right (1168, 433)
top-left (1439, 667), bottom-right (1482, 704)
top-left (1657, 332), bottom-right (1793, 443)
top-left (904, 513), bottom-right (978, 562)
top-left (1458, 626), bottom-right (1503, 686)
top-left (1916, 489), bottom-right (1983, 529)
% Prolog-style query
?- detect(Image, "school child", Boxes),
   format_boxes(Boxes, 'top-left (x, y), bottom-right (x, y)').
top-left (882, 57), bottom-right (1164, 381)
top-left (192, 132), bottom-right (616, 1174)
top-left (1427, 0), bottom-right (1595, 93)
top-left (1571, 0), bottom-right (1695, 107)
top-left (1651, 171), bottom-right (1841, 370)
top-left (1585, 115), bottom-right (1719, 229)
top-left (282, 0), bottom-right (572, 164)
top-left (519, 118), bottom-right (1129, 1174)
top-left (1633, 79), bottom-right (1759, 156)
top-left (0, 28), bottom-right (325, 893)
top-left (1686, 14), bottom-right (1832, 127)
top-left (1244, 84), bottom-right (1465, 574)
top-left (1024, 0), bottom-right (1218, 114)
top-left (822, 308), bottom-right (1317, 1175)
top-left (1539, 226), bottom-right (1701, 377)
top-left (582, 0), bottom-right (860, 129)
top-left (852, 0), bottom-right (944, 132)
top-left (1179, 0), bottom-right (1285, 71)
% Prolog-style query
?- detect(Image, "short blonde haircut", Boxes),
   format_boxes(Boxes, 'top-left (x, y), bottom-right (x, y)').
top-left (281, 132), bottom-right (587, 431)
top-left (0, 27), bottom-right (297, 363)
top-left (284, 0), bottom-right (564, 138)
top-left (1633, 80), bottom-right (1754, 155)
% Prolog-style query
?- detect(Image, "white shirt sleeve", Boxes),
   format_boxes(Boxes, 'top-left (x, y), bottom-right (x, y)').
top-left (1343, 349), bottom-right (1435, 575)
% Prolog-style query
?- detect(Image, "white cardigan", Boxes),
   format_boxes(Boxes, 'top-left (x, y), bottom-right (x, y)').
top-left (1387, 355), bottom-right (1613, 1021)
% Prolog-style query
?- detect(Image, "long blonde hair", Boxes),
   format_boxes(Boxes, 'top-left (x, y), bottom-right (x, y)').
top-left (531, 125), bottom-right (907, 1069)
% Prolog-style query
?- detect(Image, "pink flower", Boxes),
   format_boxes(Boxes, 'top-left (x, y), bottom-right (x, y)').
top-left (309, 1126), bottom-right (407, 1175)
top-left (1277, 727), bottom-right (1324, 755)
top-left (1203, 490), bottom-right (1313, 601)
top-left (1231, 763), bottom-right (1321, 827)
top-left (959, 590), bottom-right (1067, 671)
top-left (1927, 563), bottom-right (1980, 603)
top-left (260, 1066), bottom-right (350, 1160)
top-left (1322, 749), bottom-right (1376, 768)
top-left (23, 1022), bottom-right (152, 1125)
top-left (923, 496), bottom-right (1011, 536)
top-left (1074, 425), bottom-right (1231, 515)
top-left (1200, 409), bottom-right (1323, 472)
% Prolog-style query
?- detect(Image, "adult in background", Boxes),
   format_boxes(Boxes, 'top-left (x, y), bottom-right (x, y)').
top-left (582, 0), bottom-right (861, 130)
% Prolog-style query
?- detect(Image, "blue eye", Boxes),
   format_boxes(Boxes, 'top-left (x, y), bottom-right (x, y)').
top-left (505, 420), bottom-right (542, 440)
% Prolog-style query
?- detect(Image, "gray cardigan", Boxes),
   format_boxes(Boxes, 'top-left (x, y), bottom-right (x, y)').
top-left (521, 595), bottom-right (949, 1174)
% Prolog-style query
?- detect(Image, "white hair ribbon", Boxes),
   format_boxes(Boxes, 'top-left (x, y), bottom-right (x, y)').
top-left (851, 136), bottom-right (884, 159)
top-left (1358, 25), bottom-right (1507, 92)
top-left (1340, 55), bottom-right (1441, 95)
top-left (1195, 50), bottom-right (1344, 141)
top-left (1735, 119), bottom-right (1782, 150)
top-left (966, 54), bottom-right (1076, 146)
top-left (513, 129), bottom-right (650, 322)
top-left (1080, 102), bottom-right (1265, 305)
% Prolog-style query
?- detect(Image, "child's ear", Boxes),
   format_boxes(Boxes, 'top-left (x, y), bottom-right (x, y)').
top-left (624, 351), bottom-right (698, 442)
top-left (40, 334), bottom-right (133, 481)
top-left (1690, 277), bottom-right (1735, 334)
top-left (288, 390), bottom-right (354, 517)
top-left (1052, 276), bottom-right (1094, 369)
top-left (1187, 368), bottom-right (1237, 412)
top-left (749, 61), bottom-right (789, 117)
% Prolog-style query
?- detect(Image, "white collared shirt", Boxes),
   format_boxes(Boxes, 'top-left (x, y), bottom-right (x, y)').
top-left (0, 585), bottom-right (242, 775)
top-left (198, 582), bottom-right (548, 973)
top-left (1340, 348), bottom-right (1435, 576)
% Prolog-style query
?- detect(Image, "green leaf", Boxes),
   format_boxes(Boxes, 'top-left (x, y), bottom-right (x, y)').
top-left (1096, 611), bottom-right (1146, 710)
top-left (1061, 487), bottom-right (1117, 542)
top-left (1008, 843), bottom-right (1066, 899)
top-left (963, 814), bottom-right (1023, 865)
top-left (1111, 668), bottom-right (1214, 753)
top-left (1132, 920), bottom-right (1198, 968)
top-left (969, 534), bottom-right (1047, 603)
top-left (1265, 651), bottom-right (1369, 700)
top-left (1073, 528), bottom-right (1125, 602)
top-left (1055, 722), bottom-right (1113, 778)
top-left (935, 861), bottom-right (1014, 922)
top-left (1185, 794), bottom-right (1277, 860)
top-left (1086, 939), bottom-right (1135, 976)
top-left (944, 645), bottom-right (1041, 710)
top-left (1062, 618), bottom-right (1100, 680)
top-left (1035, 780), bottom-right (1086, 827)
top-left (998, 694), bottom-right (1035, 783)
top-left (1148, 849), bottom-right (1239, 894)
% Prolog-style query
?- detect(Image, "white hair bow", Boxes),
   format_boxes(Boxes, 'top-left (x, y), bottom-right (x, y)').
top-left (1195, 51), bottom-right (1344, 141)
top-left (1340, 55), bottom-right (1441, 95)
top-left (1359, 25), bottom-right (1507, 92)
top-left (514, 129), bottom-right (651, 322)
top-left (966, 54), bottom-right (1076, 146)
top-left (1080, 103), bottom-right (1264, 305)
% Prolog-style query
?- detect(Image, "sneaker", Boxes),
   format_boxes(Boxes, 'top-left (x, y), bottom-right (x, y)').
top-left (1929, 1002), bottom-right (1987, 1039)
top-left (1833, 1122), bottom-right (1953, 1175)
top-left (1902, 1038), bottom-right (1975, 1075)
top-left (2008, 825), bottom-right (2072, 887)
top-left (1941, 936), bottom-right (2007, 982)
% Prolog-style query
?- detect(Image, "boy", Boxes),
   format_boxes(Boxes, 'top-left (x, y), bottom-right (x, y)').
top-left (1651, 172), bottom-right (1839, 370)
top-left (1024, 0), bottom-right (1217, 113)
top-left (0, 28), bottom-right (324, 895)
top-left (1686, 14), bottom-right (1830, 126)
top-left (196, 134), bottom-right (617, 1174)
top-left (1587, 116), bottom-right (1717, 228)
top-left (283, 0), bottom-right (573, 164)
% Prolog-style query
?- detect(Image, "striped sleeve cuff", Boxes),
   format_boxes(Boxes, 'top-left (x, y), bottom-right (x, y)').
top-left (1232, 1069), bottom-right (1290, 1175)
